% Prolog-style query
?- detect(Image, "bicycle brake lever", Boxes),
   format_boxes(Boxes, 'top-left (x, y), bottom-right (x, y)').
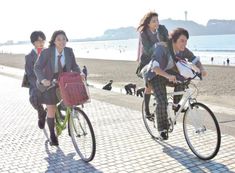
top-left (198, 73), bottom-right (202, 80)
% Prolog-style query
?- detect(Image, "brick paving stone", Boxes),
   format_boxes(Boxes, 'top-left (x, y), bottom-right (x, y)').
top-left (0, 74), bottom-right (235, 173)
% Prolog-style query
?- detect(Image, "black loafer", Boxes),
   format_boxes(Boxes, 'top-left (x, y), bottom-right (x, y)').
top-left (159, 131), bottom-right (168, 140)
top-left (49, 136), bottom-right (59, 146)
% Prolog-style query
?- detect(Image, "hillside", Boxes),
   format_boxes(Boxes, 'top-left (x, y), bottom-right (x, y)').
top-left (72, 19), bottom-right (235, 42)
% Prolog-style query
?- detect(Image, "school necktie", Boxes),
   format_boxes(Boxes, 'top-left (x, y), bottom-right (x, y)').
top-left (57, 54), bottom-right (63, 73)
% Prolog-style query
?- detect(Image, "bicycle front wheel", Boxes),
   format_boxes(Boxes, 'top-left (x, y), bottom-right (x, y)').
top-left (183, 102), bottom-right (221, 160)
top-left (69, 107), bottom-right (96, 162)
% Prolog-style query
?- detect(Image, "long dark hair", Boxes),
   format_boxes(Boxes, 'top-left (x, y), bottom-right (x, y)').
top-left (137, 12), bottom-right (158, 33)
top-left (49, 30), bottom-right (68, 47)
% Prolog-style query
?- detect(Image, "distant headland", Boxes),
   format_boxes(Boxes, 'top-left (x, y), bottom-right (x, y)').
top-left (2, 19), bottom-right (235, 45)
top-left (71, 19), bottom-right (235, 42)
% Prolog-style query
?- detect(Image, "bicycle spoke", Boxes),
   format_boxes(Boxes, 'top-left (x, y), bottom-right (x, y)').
top-left (142, 95), bottom-right (159, 138)
top-left (69, 107), bottom-right (96, 162)
top-left (183, 102), bottom-right (221, 160)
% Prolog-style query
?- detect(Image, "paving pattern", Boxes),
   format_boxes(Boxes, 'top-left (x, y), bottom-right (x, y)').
top-left (0, 75), bottom-right (235, 173)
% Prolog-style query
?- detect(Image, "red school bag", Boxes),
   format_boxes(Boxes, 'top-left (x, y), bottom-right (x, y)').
top-left (58, 72), bottom-right (90, 106)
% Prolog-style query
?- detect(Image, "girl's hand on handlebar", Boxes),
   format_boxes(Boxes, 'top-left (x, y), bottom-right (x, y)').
top-left (41, 79), bottom-right (51, 87)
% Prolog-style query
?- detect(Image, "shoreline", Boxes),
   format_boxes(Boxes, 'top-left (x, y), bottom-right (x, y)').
top-left (0, 52), bottom-right (234, 66)
top-left (1, 53), bottom-right (235, 107)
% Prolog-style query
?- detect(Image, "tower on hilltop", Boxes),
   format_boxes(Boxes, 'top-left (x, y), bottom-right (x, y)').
top-left (184, 11), bottom-right (188, 21)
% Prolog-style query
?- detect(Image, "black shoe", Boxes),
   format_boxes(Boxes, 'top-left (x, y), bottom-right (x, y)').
top-left (146, 113), bottom-right (154, 121)
top-left (159, 131), bottom-right (168, 140)
top-left (49, 136), bottom-right (59, 146)
top-left (38, 110), bottom-right (46, 129)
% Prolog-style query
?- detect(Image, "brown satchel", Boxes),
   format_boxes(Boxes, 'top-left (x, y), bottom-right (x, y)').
top-left (21, 73), bottom-right (30, 88)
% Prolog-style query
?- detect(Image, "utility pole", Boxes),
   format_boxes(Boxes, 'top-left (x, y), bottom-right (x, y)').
top-left (184, 11), bottom-right (188, 21)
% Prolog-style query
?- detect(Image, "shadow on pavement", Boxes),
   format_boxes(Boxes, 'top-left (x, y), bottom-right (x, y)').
top-left (154, 138), bottom-right (230, 173)
top-left (44, 140), bottom-right (102, 173)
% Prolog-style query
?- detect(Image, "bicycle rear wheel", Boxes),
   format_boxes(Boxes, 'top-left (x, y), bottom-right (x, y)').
top-left (69, 107), bottom-right (96, 162)
top-left (142, 96), bottom-right (159, 138)
top-left (183, 102), bottom-right (221, 160)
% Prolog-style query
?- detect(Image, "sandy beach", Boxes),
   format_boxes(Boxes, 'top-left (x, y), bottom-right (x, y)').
top-left (0, 53), bottom-right (235, 107)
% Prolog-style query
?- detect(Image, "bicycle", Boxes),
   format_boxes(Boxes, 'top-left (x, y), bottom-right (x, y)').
top-left (43, 80), bottom-right (96, 162)
top-left (142, 73), bottom-right (221, 160)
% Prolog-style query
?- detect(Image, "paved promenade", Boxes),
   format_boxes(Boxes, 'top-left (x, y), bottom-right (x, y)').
top-left (0, 69), bottom-right (235, 172)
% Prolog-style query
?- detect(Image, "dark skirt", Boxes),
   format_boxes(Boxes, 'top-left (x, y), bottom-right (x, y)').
top-left (41, 73), bottom-right (61, 105)
top-left (41, 87), bottom-right (59, 105)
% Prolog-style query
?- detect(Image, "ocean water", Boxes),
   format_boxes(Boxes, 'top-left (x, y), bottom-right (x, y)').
top-left (0, 34), bottom-right (235, 65)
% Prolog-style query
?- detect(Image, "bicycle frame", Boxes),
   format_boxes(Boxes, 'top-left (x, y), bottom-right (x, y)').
top-left (166, 87), bottom-right (196, 125)
top-left (55, 101), bottom-right (71, 136)
top-left (56, 102), bottom-right (86, 136)
top-left (169, 87), bottom-right (208, 134)
top-left (151, 86), bottom-right (197, 133)
top-left (70, 106), bottom-right (87, 137)
top-left (164, 83), bottom-right (199, 129)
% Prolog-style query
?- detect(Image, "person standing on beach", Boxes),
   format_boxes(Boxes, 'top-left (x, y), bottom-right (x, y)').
top-left (211, 57), bottom-right (214, 64)
top-left (34, 30), bottom-right (83, 146)
top-left (24, 31), bottom-right (47, 130)
top-left (82, 65), bottom-right (88, 81)
top-left (144, 28), bottom-right (207, 140)
top-left (227, 58), bottom-right (230, 66)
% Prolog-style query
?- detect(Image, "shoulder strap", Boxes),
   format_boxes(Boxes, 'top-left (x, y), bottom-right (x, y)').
top-left (167, 40), bottom-right (176, 61)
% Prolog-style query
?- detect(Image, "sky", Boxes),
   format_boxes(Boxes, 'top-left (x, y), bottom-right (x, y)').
top-left (1, 0), bottom-right (235, 43)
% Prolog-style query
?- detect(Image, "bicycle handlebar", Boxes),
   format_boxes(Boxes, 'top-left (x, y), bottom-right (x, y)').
top-left (177, 72), bottom-right (202, 85)
top-left (189, 72), bottom-right (202, 80)
top-left (46, 79), bottom-right (58, 91)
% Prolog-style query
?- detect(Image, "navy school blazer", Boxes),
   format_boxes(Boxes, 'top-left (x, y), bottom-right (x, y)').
top-left (34, 46), bottom-right (81, 83)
